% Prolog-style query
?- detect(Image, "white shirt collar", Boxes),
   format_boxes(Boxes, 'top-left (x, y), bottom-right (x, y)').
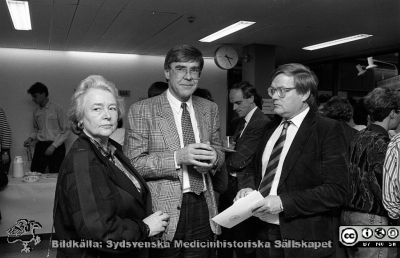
top-left (166, 89), bottom-right (193, 114)
top-left (283, 106), bottom-right (310, 128)
top-left (244, 106), bottom-right (258, 124)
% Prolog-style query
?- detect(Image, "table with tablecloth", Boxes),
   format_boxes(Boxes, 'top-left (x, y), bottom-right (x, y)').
top-left (0, 174), bottom-right (57, 237)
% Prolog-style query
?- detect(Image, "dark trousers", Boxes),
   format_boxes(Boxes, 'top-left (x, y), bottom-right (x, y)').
top-left (0, 149), bottom-right (9, 190)
top-left (0, 149), bottom-right (11, 174)
top-left (151, 192), bottom-right (213, 258)
top-left (218, 175), bottom-right (257, 258)
top-left (256, 223), bottom-right (285, 258)
top-left (31, 141), bottom-right (65, 173)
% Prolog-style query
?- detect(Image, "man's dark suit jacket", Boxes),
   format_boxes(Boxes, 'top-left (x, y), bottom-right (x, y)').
top-left (226, 108), bottom-right (270, 189)
top-left (250, 110), bottom-right (348, 258)
top-left (54, 134), bottom-right (152, 258)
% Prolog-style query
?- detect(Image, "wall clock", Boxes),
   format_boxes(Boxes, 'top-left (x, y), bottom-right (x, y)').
top-left (214, 46), bottom-right (239, 70)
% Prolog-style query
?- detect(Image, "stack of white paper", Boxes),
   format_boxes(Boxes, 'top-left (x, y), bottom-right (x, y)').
top-left (212, 190), bottom-right (264, 228)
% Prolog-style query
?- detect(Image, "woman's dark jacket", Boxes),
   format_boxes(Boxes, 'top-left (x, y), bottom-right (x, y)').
top-left (53, 134), bottom-right (152, 258)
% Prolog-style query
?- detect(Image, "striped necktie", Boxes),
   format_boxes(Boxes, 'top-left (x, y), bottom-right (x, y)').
top-left (259, 120), bottom-right (291, 197)
top-left (181, 103), bottom-right (204, 195)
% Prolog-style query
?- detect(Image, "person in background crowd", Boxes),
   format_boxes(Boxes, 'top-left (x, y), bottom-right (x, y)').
top-left (194, 87), bottom-right (214, 102)
top-left (54, 75), bottom-right (169, 258)
top-left (348, 96), bottom-right (368, 130)
top-left (0, 107), bottom-right (11, 176)
top-left (124, 44), bottom-right (224, 258)
top-left (235, 63), bottom-right (348, 258)
top-left (321, 95), bottom-right (366, 132)
top-left (321, 96), bottom-right (358, 158)
top-left (381, 84), bottom-right (400, 137)
top-left (0, 107), bottom-right (11, 192)
top-left (342, 87), bottom-right (400, 258)
top-left (383, 132), bottom-right (400, 220)
top-left (148, 81), bottom-right (168, 98)
top-left (0, 106), bottom-right (11, 222)
top-left (219, 81), bottom-right (270, 258)
top-left (317, 93), bottom-right (332, 113)
top-left (383, 124), bottom-right (400, 258)
top-left (24, 82), bottom-right (69, 173)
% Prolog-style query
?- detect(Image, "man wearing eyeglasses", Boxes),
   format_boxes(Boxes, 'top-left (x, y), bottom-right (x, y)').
top-left (124, 44), bottom-right (224, 258)
top-left (235, 63), bottom-right (348, 258)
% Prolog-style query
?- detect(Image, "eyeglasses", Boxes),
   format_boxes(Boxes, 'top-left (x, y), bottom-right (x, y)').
top-left (171, 66), bottom-right (201, 80)
top-left (267, 87), bottom-right (296, 98)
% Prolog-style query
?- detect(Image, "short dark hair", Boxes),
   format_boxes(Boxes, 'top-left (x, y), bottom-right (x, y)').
top-left (193, 88), bottom-right (214, 102)
top-left (164, 44), bottom-right (204, 71)
top-left (117, 119), bottom-right (123, 128)
top-left (318, 94), bottom-right (332, 106)
top-left (271, 63), bottom-right (318, 109)
top-left (27, 82), bottom-right (48, 97)
top-left (148, 81), bottom-right (168, 98)
top-left (231, 81), bottom-right (263, 109)
top-left (322, 96), bottom-right (353, 122)
top-left (364, 87), bottom-right (400, 122)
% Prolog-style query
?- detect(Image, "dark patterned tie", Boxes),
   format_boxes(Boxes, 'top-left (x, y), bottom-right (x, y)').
top-left (181, 103), bottom-right (204, 195)
top-left (259, 120), bottom-right (291, 197)
top-left (232, 118), bottom-right (246, 141)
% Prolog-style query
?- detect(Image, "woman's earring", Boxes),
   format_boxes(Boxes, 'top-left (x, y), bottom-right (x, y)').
top-left (78, 121), bottom-right (83, 129)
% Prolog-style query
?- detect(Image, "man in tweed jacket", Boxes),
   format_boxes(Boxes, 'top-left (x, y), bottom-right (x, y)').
top-left (124, 45), bottom-right (224, 257)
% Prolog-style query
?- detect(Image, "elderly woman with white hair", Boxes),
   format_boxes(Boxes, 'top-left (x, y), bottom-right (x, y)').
top-left (53, 75), bottom-right (169, 258)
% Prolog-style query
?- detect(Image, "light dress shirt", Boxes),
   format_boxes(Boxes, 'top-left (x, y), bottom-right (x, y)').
top-left (260, 107), bottom-right (309, 224)
top-left (239, 106), bottom-right (257, 138)
top-left (166, 89), bottom-right (206, 193)
top-left (30, 101), bottom-right (69, 148)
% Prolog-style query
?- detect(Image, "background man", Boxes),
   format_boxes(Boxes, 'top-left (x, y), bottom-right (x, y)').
top-left (124, 44), bottom-right (224, 258)
top-left (345, 87), bottom-right (400, 258)
top-left (24, 82), bottom-right (69, 173)
top-left (219, 81), bottom-right (270, 258)
top-left (235, 63), bottom-right (348, 258)
top-left (0, 107), bottom-right (11, 176)
top-left (0, 107), bottom-right (11, 191)
top-left (148, 81), bottom-right (168, 98)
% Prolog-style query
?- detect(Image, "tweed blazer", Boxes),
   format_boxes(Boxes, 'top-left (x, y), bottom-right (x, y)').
top-left (124, 91), bottom-right (225, 241)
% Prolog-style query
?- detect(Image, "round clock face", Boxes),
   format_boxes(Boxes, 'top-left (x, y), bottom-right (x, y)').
top-left (214, 46), bottom-right (239, 70)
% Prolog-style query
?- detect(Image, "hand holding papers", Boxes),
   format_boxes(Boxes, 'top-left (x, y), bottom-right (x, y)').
top-left (251, 195), bottom-right (284, 216)
top-left (212, 190), bottom-right (264, 228)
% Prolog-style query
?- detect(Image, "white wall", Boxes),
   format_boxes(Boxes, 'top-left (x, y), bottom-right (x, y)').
top-left (0, 48), bottom-right (228, 165)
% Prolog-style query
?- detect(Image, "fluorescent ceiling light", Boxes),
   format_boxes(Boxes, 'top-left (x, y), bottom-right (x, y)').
top-left (199, 21), bottom-right (255, 43)
top-left (6, 0), bottom-right (32, 30)
top-left (67, 51), bottom-right (139, 59)
top-left (302, 34), bottom-right (372, 51)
